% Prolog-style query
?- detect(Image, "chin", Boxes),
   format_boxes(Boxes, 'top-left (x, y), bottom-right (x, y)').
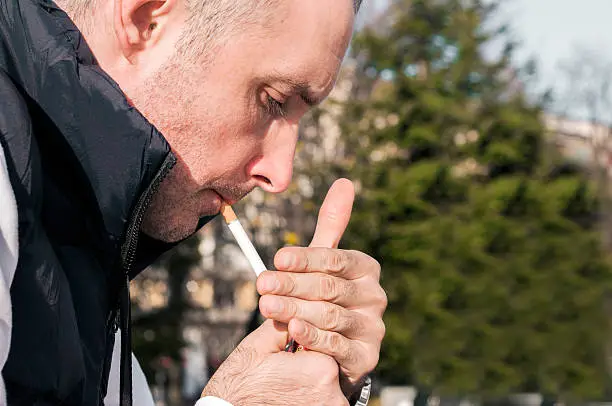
top-left (142, 190), bottom-right (223, 243)
top-left (142, 215), bottom-right (201, 243)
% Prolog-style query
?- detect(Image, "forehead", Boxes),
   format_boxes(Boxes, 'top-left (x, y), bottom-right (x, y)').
top-left (254, 0), bottom-right (355, 96)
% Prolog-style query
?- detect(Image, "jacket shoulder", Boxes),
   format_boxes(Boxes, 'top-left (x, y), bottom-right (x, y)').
top-left (0, 70), bottom-right (32, 144)
top-left (0, 69), bottom-right (39, 202)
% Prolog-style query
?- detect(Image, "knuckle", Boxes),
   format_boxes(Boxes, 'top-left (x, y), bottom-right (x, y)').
top-left (368, 255), bottom-right (382, 279)
top-left (323, 306), bottom-right (343, 331)
top-left (283, 274), bottom-right (297, 296)
top-left (307, 324), bottom-right (321, 347)
top-left (364, 279), bottom-right (387, 308)
top-left (287, 299), bottom-right (300, 318)
top-left (365, 351), bottom-right (380, 373)
top-left (351, 250), bottom-right (381, 277)
top-left (340, 343), bottom-right (358, 369)
top-left (346, 313), bottom-right (361, 335)
top-left (345, 280), bottom-right (358, 300)
top-left (374, 317), bottom-right (386, 341)
top-left (326, 250), bottom-right (349, 273)
top-left (320, 275), bottom-right (339, 301)
top-left (377, 286), bottom-right (388, 310)
top-left (300, 249), bottom-right (311, 271)
top-left (328, 331), bottom-right (343, 352)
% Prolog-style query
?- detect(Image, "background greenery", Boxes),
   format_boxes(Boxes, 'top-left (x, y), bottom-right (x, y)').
top-left (333, 0), bottom-right (612, 400)
top-left (132, 0), bottom-right (612, 403)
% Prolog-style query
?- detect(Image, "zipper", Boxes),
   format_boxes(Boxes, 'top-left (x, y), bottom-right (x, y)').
top-left (98, 152), bottom-right (177, 405)
top-left (120, 152), bottom-right (177, 272)
top-left (98, 308), bottom-right (119, 405)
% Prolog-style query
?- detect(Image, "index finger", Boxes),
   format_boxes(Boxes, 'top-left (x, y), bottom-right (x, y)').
top-left (309, 178), bottom-right (355, 249)
top-left (274, 247), bottom-right (379, 280)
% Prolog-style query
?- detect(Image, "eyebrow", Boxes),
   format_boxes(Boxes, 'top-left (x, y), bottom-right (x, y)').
top-left (294, 83), bottom-right (324, 107)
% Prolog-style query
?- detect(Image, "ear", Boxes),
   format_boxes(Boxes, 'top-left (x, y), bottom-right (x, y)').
top-left (114, 0), bottom-right (178, 60)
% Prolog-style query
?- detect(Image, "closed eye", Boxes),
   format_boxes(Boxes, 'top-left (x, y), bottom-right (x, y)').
top-left (265, 94), bottom-right (287, 118)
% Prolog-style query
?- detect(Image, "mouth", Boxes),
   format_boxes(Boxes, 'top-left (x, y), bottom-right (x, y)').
top-left (214, 190), bottom-right (238, 207)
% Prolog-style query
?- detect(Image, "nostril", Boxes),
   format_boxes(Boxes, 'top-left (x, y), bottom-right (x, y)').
top-left (254, 175), bottom-right (272, 187)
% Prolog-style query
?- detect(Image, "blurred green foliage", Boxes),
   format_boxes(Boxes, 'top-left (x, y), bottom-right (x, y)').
top-left (335, 0), bottom-right (612, 400)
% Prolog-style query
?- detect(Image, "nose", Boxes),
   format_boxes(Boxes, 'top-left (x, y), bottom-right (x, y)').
top-left (247, 122), bottom-right (298, 194)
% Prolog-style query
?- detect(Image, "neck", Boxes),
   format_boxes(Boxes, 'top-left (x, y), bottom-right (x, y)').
top-left (55, 0), bottom-right (126, 78)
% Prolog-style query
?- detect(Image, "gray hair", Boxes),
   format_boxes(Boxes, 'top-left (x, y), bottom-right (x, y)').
top-left (176, 0), bottom-right (281, 62)
top-left (178, 0), bottom-right (363, 61)
top-left (62, 0), bottom-right (363, 60)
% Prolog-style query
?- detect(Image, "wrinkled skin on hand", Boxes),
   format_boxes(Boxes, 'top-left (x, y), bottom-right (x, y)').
top-left (202, 320), bottom-right (348, 406)
top-left (257, 179), bottom-right (387, 396)
top-left (202, 179), bottom-right (387, 404)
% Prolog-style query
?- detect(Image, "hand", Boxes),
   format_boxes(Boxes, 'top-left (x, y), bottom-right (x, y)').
top-left (201, 319), bottom-right (348, 405)
top-left (257, 179), bottom-right (387, 396)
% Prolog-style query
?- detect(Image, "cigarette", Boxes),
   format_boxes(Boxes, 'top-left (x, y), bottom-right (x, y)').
top-left (220, 203), bottom-right (267, 276)
top-left (221, 203), bottom-right (301, 352)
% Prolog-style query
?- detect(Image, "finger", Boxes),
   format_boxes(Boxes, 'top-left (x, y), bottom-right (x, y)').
top-left (310, 178), bottom-right (355, 248)
top-left (288, 319), bottom-right (364, 376)
top-left (257, 271), bottom-right (384, 309)
top-left (259, 295), bottom-right (369, 339)
top-left (240, 319), bottom-right (290, 353)
top-left (274, 247), bottom-right (380, 280)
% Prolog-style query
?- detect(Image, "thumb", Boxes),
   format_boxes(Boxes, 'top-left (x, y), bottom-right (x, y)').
top-left (241, 319), bottom-right (291, 354)
top-left (310, 178), bottom-right (355, 248)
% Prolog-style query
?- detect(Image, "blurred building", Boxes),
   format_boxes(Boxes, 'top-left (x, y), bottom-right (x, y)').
top-left (545, 114), bottom-right (612, 173)
top-left (130, 218), bottom-right (258, 403)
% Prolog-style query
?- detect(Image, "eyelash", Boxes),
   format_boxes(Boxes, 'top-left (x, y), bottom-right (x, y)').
top-left (264, 94), bottom-right (287, 118)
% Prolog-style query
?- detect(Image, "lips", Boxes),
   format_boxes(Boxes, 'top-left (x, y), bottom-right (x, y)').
top-left (214, 190), bottom-right (238, 206)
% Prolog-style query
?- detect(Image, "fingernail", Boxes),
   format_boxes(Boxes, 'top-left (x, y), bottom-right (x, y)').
top-left (262, 277), bottom-right (279, 292)
top-left (294, 320), bottom-right (306, 336)
top-left (279, 252), bottom-right (294, 269)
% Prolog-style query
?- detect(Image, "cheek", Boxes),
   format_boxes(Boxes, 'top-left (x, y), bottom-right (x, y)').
top-left (177, 106), bottom-right (267, 183)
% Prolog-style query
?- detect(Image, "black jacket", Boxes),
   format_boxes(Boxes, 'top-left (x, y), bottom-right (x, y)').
top-left (0, 0), bottom-right (210, 404)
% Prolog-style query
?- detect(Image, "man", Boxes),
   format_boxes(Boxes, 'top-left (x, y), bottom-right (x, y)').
top-left (0, 0), bottom-right (387, 404)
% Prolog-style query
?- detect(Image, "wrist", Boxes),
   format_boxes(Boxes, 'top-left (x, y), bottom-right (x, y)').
top-left (201, 377), bottom-right (229, 403)
top-left (201, 348), bottom-right (261, 405)
top-left (201, 363), bottom-right (242, 404)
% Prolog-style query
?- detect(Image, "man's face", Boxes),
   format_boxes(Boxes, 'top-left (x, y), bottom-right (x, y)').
top-left (112, 0), bottom-right (355, 242)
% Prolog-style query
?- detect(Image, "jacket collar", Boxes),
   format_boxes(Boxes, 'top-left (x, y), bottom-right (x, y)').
top-left (0, 0), bottom-right (211, 272)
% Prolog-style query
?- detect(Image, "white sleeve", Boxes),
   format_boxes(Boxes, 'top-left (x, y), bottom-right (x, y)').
top-left (0, 142), bottom-right (19, 405)
top-left (195, 397), bottom-right (233, 406)
top-left (104, 330), bottom-right (155, 406)
top-left (103, 335), bottom-right (233, 406)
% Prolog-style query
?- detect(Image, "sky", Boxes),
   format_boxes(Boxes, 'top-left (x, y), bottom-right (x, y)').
top-left (362, 0), bottom-right (612, 78)
top-left (505, 0), bottom-right (612, 93)
top-left (361, 0), bottom-right (612, 120)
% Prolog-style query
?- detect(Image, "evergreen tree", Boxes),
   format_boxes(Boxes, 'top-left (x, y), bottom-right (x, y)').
top-left (339, 0), bottom-right (612, 400)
